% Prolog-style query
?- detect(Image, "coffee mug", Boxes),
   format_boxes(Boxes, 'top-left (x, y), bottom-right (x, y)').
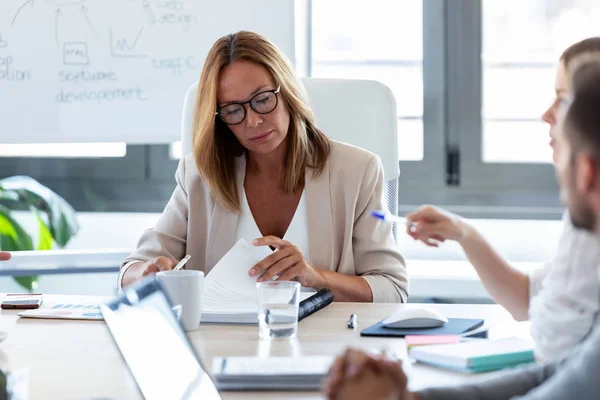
top-left (156, 270), bottom-right (204, 331)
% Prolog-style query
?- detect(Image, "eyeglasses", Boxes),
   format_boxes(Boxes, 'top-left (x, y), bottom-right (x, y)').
top-left (215, 86), bottom-right (281, 125)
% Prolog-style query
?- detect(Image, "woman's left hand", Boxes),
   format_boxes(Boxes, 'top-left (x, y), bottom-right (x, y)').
top-left (249, 236), bottom-right (322, 287)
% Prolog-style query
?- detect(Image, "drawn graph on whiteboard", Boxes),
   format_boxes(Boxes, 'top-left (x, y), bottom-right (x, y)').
top-left (110, 27), bottom-right (147, 58)
top-left (8, 0), bottom-right (197, 62)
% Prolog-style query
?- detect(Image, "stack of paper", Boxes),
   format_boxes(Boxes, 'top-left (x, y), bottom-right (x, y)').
top-left (409, 337), bottom-right (535, 373)
top-left (18, 303), bottom-right (103, 320)
top-left (211, 356), bottom-right (333, 391)
top-left (201, 239), bottom-right (312, 324)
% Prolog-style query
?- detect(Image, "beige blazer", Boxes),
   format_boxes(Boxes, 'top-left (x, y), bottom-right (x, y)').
top-left (123, 140), bottom-right (409, 302)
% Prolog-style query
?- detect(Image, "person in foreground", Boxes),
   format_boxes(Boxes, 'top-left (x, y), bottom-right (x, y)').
top-left (323, 56), bottom-right (600, 400)
top-left (408, 37), bottom-right (600, 361)
top-left (120, 31), bottom-right (408, 302)
top-left (0, 252), bottom-right (10, 261)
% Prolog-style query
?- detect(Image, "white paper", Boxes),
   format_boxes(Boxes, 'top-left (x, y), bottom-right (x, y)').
top-left (202, 239), bottom-right (273, 313)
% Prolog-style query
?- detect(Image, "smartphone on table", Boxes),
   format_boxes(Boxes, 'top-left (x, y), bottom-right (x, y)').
top-left (1, 294), bottom-right (43, 309)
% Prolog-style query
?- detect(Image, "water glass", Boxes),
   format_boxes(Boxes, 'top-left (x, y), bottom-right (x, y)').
top-left (257, 281), bottom-right (301, 339)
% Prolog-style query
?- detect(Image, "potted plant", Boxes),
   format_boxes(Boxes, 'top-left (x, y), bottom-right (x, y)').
top-left (0, 176), bottom-right (79, 292)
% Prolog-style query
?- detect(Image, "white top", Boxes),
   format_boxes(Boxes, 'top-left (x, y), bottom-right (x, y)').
top-left (236, 189), bottom-right (310, 263)
top-left (528, 211), bottom-right (600, 362)
top-left (118, 189), bottom-right (311, 291)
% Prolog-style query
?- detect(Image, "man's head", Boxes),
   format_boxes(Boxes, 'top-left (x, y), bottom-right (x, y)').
top-left (555, 57), bottom-right (600, 233)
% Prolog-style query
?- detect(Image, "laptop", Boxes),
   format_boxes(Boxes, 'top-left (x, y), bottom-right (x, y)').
top-left (101, 278), bottom-right (222, 400)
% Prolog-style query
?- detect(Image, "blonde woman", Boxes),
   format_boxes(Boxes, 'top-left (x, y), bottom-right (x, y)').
top-left (120, 31), bottom-right (408, 302)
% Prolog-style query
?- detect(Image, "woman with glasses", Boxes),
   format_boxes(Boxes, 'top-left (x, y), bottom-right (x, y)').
top-left (119, 31), bottom-right (408, 303)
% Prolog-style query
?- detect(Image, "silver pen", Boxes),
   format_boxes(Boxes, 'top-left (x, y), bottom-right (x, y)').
top-left (347, 313), bottom-right (357, 329)
top-left (173, 254), bottom-right (191, 271)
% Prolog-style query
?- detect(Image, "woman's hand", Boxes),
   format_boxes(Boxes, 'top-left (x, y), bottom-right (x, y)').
top-left (249, 236), bottom-right (323, 287)
top-left (123, 256), bottom-right (175, 287)
top-left (406, 205), bottom-right (471, 247)
top-left (0, 252), bottom-right (11, 261)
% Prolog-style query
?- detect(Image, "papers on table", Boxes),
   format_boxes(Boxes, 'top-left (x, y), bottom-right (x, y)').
top-left (201, 239), bottom-right (312, 324)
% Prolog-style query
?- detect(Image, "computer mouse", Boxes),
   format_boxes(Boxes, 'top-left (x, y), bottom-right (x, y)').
top-left (382, 308), bottom-right (448, 329)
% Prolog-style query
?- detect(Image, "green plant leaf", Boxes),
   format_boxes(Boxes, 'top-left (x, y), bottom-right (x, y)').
top-left (34, 210), bottom-right (53, 251)
top-left (14, 276), bottom-right (38, 292)
top-left (0, 212), bottom-right (18, 241)
top-left (0, 176), bottom-right (79, 248)
top-left (0, 205), bottom-right (33, 251)
top-left (0, 205), bottom-right (38, 292)
top-left (0, 189), bottom-right (19, 203)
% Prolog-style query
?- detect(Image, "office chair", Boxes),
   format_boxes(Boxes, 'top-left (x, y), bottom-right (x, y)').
top-left (181, 78), bottom-right (400, 233)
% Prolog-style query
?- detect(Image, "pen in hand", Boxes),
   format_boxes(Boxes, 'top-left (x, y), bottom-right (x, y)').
top-left (173, 254), bottom-right (191, 271)
top-left (370, 210), bottom-right (441, 246)
top-left (370, 210), bottom-right (414, 228)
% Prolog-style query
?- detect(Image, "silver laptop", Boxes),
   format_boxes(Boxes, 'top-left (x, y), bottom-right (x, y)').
top-left (101, 278), bottom-right (222, 400)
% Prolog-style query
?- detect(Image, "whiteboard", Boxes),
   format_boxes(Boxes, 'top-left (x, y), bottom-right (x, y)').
top-left (0, 0), bottom-right (295, 144)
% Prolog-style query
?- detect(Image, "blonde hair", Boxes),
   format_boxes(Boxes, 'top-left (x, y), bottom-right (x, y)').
top-left (192, 31), bottom-right (331, 212)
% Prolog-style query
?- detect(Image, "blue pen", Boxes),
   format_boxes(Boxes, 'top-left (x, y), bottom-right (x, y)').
top-left (370, 210), bottom-right (414, 227)
top-left (371, 210), bottom-right (443, 245)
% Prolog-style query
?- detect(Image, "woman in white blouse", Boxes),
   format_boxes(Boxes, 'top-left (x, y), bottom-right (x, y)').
top-left (120, 31), bottom-right (408, 303)
top-left (407, 37), bottom-right (600, 361)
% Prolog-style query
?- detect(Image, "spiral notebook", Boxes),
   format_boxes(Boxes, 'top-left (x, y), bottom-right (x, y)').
top-left (211, 356), bottom-right (333, 391)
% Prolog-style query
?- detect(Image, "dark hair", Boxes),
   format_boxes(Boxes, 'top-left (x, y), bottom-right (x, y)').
top-left (561, 37), bottom-right (600, 71)
top-left (564, 60), bottom-right (600, 156)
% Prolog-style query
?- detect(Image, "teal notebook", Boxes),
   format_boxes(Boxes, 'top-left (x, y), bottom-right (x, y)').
top-left (409, 338), bottom-right (535, 373)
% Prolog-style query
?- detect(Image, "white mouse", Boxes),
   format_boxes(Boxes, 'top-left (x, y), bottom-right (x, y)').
top-left (382, 308), bottom-right (448, 329)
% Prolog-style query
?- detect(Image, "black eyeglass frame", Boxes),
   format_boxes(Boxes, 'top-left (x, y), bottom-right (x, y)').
top-left (215, 85), bottom-right (281, 125)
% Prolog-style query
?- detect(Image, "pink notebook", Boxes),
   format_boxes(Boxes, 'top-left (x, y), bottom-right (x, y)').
top-left (406, 335), bottom-right (460, 349)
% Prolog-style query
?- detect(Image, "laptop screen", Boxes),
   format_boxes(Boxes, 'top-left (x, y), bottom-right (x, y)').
top-left (102, 278), bottom-right (221, 400)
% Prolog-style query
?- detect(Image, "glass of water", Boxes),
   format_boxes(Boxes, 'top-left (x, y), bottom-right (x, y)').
top-left (257, 281), bottom-right (301, 340)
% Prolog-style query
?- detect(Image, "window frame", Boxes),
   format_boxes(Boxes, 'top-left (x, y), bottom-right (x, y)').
top-left (0, 144), bottom-right (177, 212)
top-left (307, 0), bottom-right (562, 219)
top-left (0, 0), bottom-right (565, 219)
top-left (448, 0), bottom-right (561, 218)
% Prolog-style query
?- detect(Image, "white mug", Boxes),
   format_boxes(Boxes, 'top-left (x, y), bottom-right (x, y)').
top-left (156, 270), bottom-right (204, 331)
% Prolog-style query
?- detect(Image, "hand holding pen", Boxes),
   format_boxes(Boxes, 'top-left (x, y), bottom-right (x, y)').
top-left (371, 209), bottom-right (445, 247)
top-left (370, 210), bottom-right (416, 230)
top-left (404, 206), bottom-right (473, 247)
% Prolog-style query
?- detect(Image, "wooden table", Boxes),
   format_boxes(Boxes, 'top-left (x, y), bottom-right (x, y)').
top-left (0, 295), bottom-right (529, 399)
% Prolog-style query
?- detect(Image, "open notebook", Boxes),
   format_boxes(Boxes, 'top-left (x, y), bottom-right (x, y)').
top-left (201, 239), bottom-right (313, 324)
